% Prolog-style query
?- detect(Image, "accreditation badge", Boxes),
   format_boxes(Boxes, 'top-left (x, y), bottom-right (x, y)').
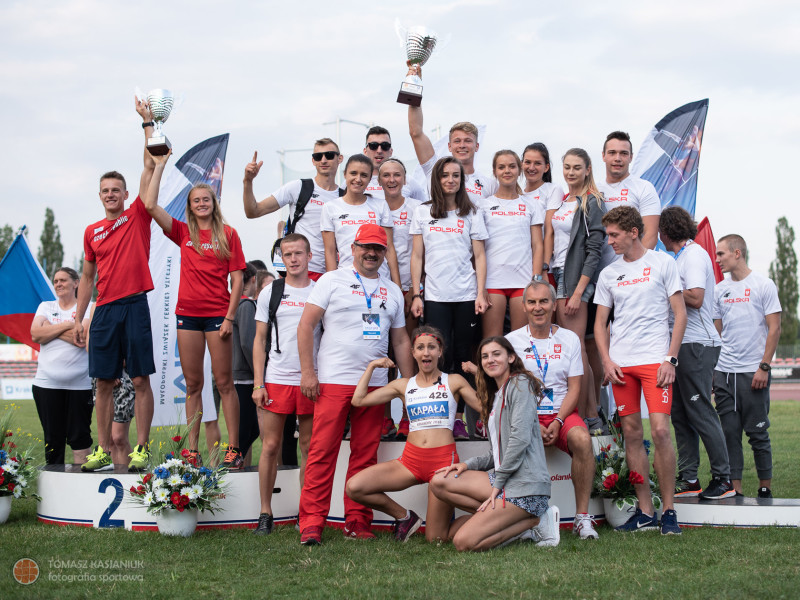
top-left (362, 313), bottom-right (381, 340)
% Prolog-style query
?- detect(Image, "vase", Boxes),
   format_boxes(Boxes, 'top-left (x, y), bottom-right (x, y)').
top-left (0, 495), bottom-right (11, 524)
top-left (602, 498), bottom-right (638, 528)
top-left (156, 508), bottom-right (198, 537)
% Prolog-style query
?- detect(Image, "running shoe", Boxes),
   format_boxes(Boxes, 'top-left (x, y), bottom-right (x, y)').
top-left (185, 450), bottom-right (203, 468)
top-left (343, 520), bottom-right (376, 540)
top-left (393, 510), bottom-right (422, 542)
top-left (572, 513), bottom-right (599, 540)
top-left (614, 507), bottom-right (658, 532)
top-left (380, 417), bottom-right (397, 440)
top-left (660, 508), bottom-right (682, 535)
top-left (223, 446), bottom-right (244, 470)
top-left (698, 477), bottom-right (736, 500)
top-left (81, 446), bottom-right (113, 472)
top-left (127, 444), bottom-right (150, 472)
top-left (300, 526), bottom-right (323, 546)
top-left (757, 486), bottom-right (773, 499)
top-left (532, 505), bottom-right (560, 547)
top-left (453, 419), bottom-right (469, 441)
top-left (474, 419), bottom-right (488, 440)
top-left (253, 513), bottom-right (274, 536)
top-left (396, 418), bottom-right (410, 441)
top-left (674, 479), bottom-right (702, 498)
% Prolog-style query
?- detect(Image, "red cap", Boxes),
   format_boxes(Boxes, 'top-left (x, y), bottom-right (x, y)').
top-left (354, 224), bottom-right (387, 248)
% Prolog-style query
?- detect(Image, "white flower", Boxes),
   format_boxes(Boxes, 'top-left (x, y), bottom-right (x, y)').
top-left (13, 486), bottom-right (22, 498)
top-left (168, 474), bottom-right (182, 487)
top-left (15, 475), bottom-right (27, 488)
top-left (155, 488), bottom-right (169, 503)
top-left (601, 468), bottom-right (614, 479)
top-left (143, 492), bottom-right (154, 506)
top-left (152, 477), bottom-right (164, 489)
top-left (180, 486), bottom-right (192, 497)
top-left (166, 458), bottom-right (183, 468)
top-left (188, 484), bottom-right (203, 500)
top-left (2, 460), bottom-right (18, 474)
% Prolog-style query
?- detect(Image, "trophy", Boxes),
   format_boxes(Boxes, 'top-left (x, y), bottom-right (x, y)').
top-left (146, 89), bottom-right (174, 156)
top-left (396, 25), bottom-right (438, 106)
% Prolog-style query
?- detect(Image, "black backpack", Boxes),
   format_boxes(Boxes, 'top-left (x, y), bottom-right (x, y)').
top-left (264, 278), bottom-right (286, 357)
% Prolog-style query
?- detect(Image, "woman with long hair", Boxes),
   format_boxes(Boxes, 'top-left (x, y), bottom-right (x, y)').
top-left (429, 336), bottom-right (559, 551)
top-left (346, 326), bottom-right (480, 542)
top-left (144, 151), bottom-right (246, 468)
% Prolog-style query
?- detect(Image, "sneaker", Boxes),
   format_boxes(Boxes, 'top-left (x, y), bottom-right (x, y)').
top-left (453, 419), bottom-right (469, 441)
top-left (675, 479), bottom-right (702, 498)
top-left (185, 450), bottom-right (203, 468)
top-left (660, 508), bottom-right (682, 535)
top-left (532, 505), bottom-right (560, 547)
top-left (614, 507), bottom-right (658, 532)
top-left (393, 510), bottom-right (421, 542)
top-left (699, 477), bottom-right (736, 500)
top-left (584, 416), bottom-right (607, 436)
top-left (757, 487), bottom-right (773, 499)
top-left (254, 513), bottom-right (274, 536)
top-left (223, 447), bottom-right (244, 470)
top-left (343, 520), bottom-right (376, 540)
top-left (395, 418), bottom-right (410, 441)
top-left (474, 419), bottom-right (488, 440)
top-left (573, 513), bottom-right (599, 540)
top-left (81, 446), bottom-right (113, 472)
top-left (127, 444), bottom-right (149, 472)
top-left (380, 417), bottom-right (397, 440)
top-left (300, 526), bottom-right (323, 546)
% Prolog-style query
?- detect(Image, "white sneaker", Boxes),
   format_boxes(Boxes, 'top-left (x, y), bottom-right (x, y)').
top-left (533, 505), bottom-right (560, 547)
top-left (573, 513), bottom-right (599, 540)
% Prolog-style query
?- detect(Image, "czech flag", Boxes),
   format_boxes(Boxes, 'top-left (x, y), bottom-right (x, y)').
top-left (0, 227), bottom-right (55, 349)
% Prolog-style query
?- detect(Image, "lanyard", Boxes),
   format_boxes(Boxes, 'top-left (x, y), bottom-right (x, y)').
top-left (674, 239), bottom-right (693, 260)
top-left (529, 325), bottom-right (553, 385)
top-left (353, 270), bottom-right (380, 313)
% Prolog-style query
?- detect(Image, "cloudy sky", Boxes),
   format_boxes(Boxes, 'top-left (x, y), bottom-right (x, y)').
top-left (2, 0), bottom-right (798, 279)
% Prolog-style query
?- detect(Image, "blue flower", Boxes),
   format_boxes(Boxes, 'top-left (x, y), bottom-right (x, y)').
top-left (204, 477), bottom-right (217, 489)
top-left (199, 467), bottom-right (212, 476)
top-left (643, 439), bottom-right (651, 456)
top-left (165, 452), bottom-right (174, 460)
top-left (154, 466), bottom-right (169, 479)
top-left (0, 450), bottom-right (6, 462)
top-left (182, 473), bottom-right (192, 484)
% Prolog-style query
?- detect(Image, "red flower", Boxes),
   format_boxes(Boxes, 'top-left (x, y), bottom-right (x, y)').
top-left (5, 431), bottom-right (12, 437)
top-left (180, 449), bottom-right (190, 458)
top-left (10, 456), bottom-right (18, 462)
top-left (180, 495), bottom-right (190, 507)
top-left (8, 442), bottom-right (17, 449)
top-left (628, 471), bottom-right (645, 485)
top-left (170, 492), bottom-right (181, 506)
top-left (603, 473), bottom-right (619, 490)
top-left (142, 473), bottom-right (152, 484)
top-left (176, 506), bottom-right (185, 512)
top-left (0, 475), bottom-right (4, 485)
top-left (172, 436), bottom-right (182, 443)
top-left (8, 482), bottom-right (15, 492)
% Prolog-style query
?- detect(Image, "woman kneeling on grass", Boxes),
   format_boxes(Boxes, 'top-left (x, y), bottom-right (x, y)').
top-left (428, 337), bottom-right (560, 551)
top-left (346, 326), bottom-right (480, 542)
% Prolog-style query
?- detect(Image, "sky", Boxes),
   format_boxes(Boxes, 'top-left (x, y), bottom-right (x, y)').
top-left (1, 0), bottom-right (799, 281)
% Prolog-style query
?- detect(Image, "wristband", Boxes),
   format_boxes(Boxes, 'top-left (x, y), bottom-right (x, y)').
top-left (411, 294), bottom-right (422, 300)
top-left (224, 317), bottom-right (234, 322)
top-left (554, 417), bottom-right (565, 426)
top-left (141, 121), bottom-right (154, 129)
top-left (253, 385), bottom-right (265, 391)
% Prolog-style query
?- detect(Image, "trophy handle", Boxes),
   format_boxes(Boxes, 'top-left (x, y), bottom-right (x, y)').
top-left (394, 18), bottom-right (407, 46)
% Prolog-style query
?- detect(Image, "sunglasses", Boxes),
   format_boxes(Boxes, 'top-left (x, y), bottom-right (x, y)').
top-left (366, 142), bottom-right (392, 151)
top-left (312, 151), bottom-right (339, 161)
top-left (354, 242), bottom-right (387, 252)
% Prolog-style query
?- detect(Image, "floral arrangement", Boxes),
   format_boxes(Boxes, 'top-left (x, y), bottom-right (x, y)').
top-left (592, 412), bottom-right (661, 511)
top-left (127, 434), bottom-right (227, 514)
top-left (0, 411), bottom-right (41, 501)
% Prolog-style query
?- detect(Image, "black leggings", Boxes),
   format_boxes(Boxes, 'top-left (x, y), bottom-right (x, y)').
top-left (32, 385), bottom-right (93, 464)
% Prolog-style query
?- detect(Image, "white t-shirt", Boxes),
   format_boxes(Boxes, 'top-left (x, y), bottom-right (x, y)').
top-left (594, 249), bottom-right (682, 367)
top-left (405, 373), bottom-right (458, 432)
top-left (525, 182), bottom-right (565, 242)
top-left (255, 281), bottom-right (321, 386)
top-left (389, 198), bottom-right (423, 291)
top-left (671, 241), bottom-right (721, 347)
top-left (479, 195), bottom-right (544, 289)
top-left (365, 175), bottom-right (428, 203)
top-left (272, 179), bottom-right (341, 274)
top-left (320, 195), bottom-right (392, 278)
top-left (409, 204), bottom-right (488, 302)
top-left (33, 300), bottom-right (91, 390)
top-left (550, 199), bottom-right (578, 269)
top-left (488, 389), bottom-right (502, 470)
top-left (420, 155), bottom-right (498, 205)
top-left (506, 325), bottom-right (583, 414)
top-left (713, 272), bottom-right (781, 373)
top-left (307, 269), bottom-right (405, 386)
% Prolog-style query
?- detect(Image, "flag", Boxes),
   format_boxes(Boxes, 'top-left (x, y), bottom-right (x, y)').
top-left (0, 227), bottom-right (55, 349)
top-left (632, 99), bottom-right (708, 216)
top-left (148, 135), bottom-right (229, 427)
top-left (695, 217), bottom-right (723, 283)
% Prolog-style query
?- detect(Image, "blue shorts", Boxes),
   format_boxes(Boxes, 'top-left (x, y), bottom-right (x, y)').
top-left (551, 266), bottom-right (595, 303)
top-left (176, 315), bottom-right (225, 332)
top-left (89, 294), bottom-right (155, 380)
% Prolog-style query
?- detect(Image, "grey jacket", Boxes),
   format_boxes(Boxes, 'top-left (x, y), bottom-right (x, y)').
top-left (232, 297), bottom-right (256, 382)
top-left (465, 375), bottom-right (551, 498)
top-left (562, 194), bottom-right (607, 298)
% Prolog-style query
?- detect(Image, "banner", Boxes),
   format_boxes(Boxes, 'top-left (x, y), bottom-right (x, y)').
top-left (695, 217), bottom-right (723, 284)
top-left (632, 99), bottom-right (708, 216)
top-left (0, 227), bottom-right (55, 349)
top-left (148, 135), bottom-right (230, 427)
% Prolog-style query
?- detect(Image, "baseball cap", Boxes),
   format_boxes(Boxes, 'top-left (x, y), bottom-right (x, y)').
top-left (354, 224), bottom-right (387, 248)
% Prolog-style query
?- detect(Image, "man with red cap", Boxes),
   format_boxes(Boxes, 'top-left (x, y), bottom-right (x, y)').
top-left (297, 224), bottom-right (413, 545)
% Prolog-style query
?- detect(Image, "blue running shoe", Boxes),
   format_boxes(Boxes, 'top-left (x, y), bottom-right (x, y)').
top-left (614, 507), bottom-right (658, 532)
top-left (660, 509), bottom-right (682, 535)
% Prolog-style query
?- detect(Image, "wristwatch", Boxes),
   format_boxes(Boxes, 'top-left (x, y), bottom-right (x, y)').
top-left (664, 356), bottom-right (678, 367)
top-left (759, 362), bottom-right (771, 372)
top-left (532, 274), bottom-right (543, 282)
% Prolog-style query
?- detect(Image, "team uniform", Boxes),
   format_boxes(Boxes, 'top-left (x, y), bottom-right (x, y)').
top-left (388, 198), bottom-right (423, 292)
top-left (255, 281), bottom-right (321, 415)
top-left (271, 180), bottom-right (342, 277)
top-left (83, 196), bottom-right (155, 379)
top-left (419, 154), bottom-right (498, 205)
top-left (549, 197), bottom-right (577, 298)
top-left (526, 182), bottom-right (565, 240)
top-left (712, 272), bottom-right (781, 482)
top-left (479, 195), bottom-right (543, 296)
top-left (594, 250), bottom-right (682, 416)
top-left (506, 325), bottom-right (586, 454)
top-left (299, 268), bottom-right (405, 530)
top-left (364, 174), bottom-right (427, 203)
top-left (396, 373), bottom-right (459, 482)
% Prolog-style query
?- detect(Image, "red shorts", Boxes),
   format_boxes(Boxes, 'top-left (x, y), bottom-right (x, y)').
top-left (264, 383), bottom-right (314, 415)
top-left (308, 271), bottom-right (323, 282)
top-left (398, 442), bottom-right (459, 483)
top-left (612, 364), bottom-right (672, 417)
top-left (486, 288), bottom-right (524, 299)
top-left (538, 409), bottom-right (587, 455)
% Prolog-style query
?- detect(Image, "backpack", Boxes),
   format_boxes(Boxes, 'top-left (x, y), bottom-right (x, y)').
top-left (264, 278), bottom-right (286, 358)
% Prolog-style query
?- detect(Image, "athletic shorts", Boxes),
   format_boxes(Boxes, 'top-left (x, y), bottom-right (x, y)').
top-left (308, 272), bottom-right (323, 282)
top-left (487, 472), bottom-right (549, 517)
top-left (398, 442), bottom-right (458, 483)
top-left (89, 294), bottom-right (155, 380)
top-left (612, 364), bottom-right (672, 417)
top-left (264, 383), bottom-right (314, 415)
top-left (538, 409), bottom-right (587, 456)
top-left (176, 315), bottom-right (225, 332)
top-left (486, 288), bottom-right (524, 299)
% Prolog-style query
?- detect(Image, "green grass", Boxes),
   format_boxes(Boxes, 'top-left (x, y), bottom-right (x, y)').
top-left (2, 400), bottom-right (800, 599)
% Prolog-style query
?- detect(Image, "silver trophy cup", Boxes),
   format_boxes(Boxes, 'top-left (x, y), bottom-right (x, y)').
top-left (397, 26), bottom-right (437, 106)
top-left (146, 89), bottom-right (174, 156)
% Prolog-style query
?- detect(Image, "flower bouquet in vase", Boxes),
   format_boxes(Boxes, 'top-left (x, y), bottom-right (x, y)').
top-left (0, 409), bottom-right (42, 524)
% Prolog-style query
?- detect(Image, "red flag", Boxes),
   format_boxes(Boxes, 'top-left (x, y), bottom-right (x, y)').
top-left (695, 217), bottom-right (723, 283)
